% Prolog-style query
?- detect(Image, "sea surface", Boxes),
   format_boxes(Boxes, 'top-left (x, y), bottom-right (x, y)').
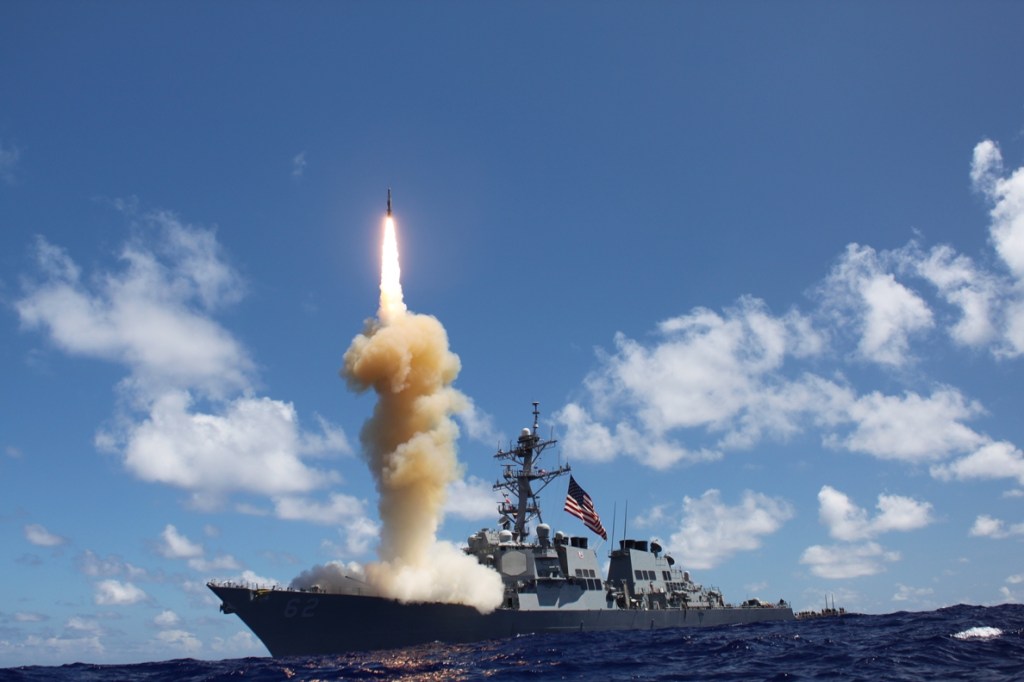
top-left (3, 604), bottom-right (1023, 681)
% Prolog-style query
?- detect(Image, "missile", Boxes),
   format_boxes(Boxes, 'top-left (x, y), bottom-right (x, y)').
top-left (386, 187), bottom-right (392, 217)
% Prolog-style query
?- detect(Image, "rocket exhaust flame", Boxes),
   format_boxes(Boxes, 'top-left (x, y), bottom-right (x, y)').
top-left (336, 196), bottom-right (502, 612)
top-left (379, 216), bottom-right (406, 324)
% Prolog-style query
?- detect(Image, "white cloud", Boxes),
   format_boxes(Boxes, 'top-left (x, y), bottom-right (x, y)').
top-left (17, 225), bottom-right (251, 400)
top-left (222, 569), bottom-right (280, 589)
top-left (445, 475), bottom-right (499, 521)
top-left (75, 550), bottom-right (147, 579)
top-left (273, 494), bottom-right (378, 556)
top-left (16, 211), bottom-right (352, 510)
top-left (455, 398), bottom-right (500, 446)
top-left (273, 492), bottom-right (366, 525)
top-left (155, 629), bottom-right (202, 655)
top-left (188, 554), bottom-right (240, 572)
top-left (94, 579), bottom-right (147, 605)
top-left (911, 244), bottom-right (999, 348)
top-left (667, 489), bottom-right (794, 569)
top-left (931, 440), bottom-right (1024, 486)
top-left (800, 541), bottom-right (900, 579)
top-left (118, 391), bottom-right (338, 499)
top-left (892, 583), bottom-right (934, 602)
top-left (153, 610), bottom-right (180, 628)
top-left (817, 485), bottom-right (933, 541)
top-left (24, 523), bottom-right (67, 547)
top-left (557, 401), bottom-right (720, 470)
top-left (156, 523), bottom-right (241, 572)
top-left (209, 630), bottom-right (263, 656)
top-left (972, 139), bottom-right (1024, 280)
top-left (829, 388), bottom-right (985, 462)
top-left (559, 296), bottom-right (990, 471)
top-left (65, 617), bottom-right (101, 634)
top-left (158, 524), bottom-right (203, 559)
top-left (22, 634), bottom-right (104, 660)
top-left (13, 612), bottom-right (46, 623)
top-left (968, 514), bottom-right (1024, 539)
top-left (821, 243), bottom-right (934, 366)
top-left (591, 298), bottom-right (823, 437)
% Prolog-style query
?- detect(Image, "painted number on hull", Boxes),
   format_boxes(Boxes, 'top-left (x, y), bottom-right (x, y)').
top-left (284, 597), bottom-right (319, 618)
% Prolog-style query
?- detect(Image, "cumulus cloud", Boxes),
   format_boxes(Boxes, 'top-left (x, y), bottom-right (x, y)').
top-left (17, 231), bottom-right (250, 400)
top-left (558, 401), bottom-right (720, 470)
top-left (802, 486), bottom-right (931, 579)
top-left (556, 140), bottom-right (1024, 480)
top-left (158, 524), bottom-right (203, 559)
top-left (968, 514), bottom-right (1024, 539)
top-left (16, 210), bottom-right (352, 511)
top-left (817, 486), bottom-right (933, 541)
top-left (892, 583), bottom-right (934, 602)
top-left (155, 629), bottom-right (202, 655)
top-left (454, 398), bottom-right (500, 446)
top-left (115, 391), bottom-right (338, 500)
top-left (272, 494), bottom-right (379, 554)
top-left (444, 475), bottom-right (500, 521)
top-left (972, 139), bottom-right (1024, 280)
top-left (153, 610), bottom-right (181, 628)
top-left (24, 523), bottom-right (67, 547)
top-left (558, 300), bottom-right (991, 472)
top-left (94, 579), bottom-right (147, 605)
top-left (667, 489), bottom-right (794, 569)
top-left (76, 550), bottom-right (147, 579)
top-left (832, 389), bottom-right (985, 462)
top-left (598, 298), bottom-right (823, 433)
top-left (931, 440), bottom-right (1024, 486)
top-left (800, 541), bottom-right (900, 579)
top-left (209, 631), bottom-right (263, 655)
top-left (969, 138), bottom-right (1024, 356)
top-left (155, 524), bottom-right (243, 572)
top-left (188, 555), bottom-right (240, 572)
top-left (909, 243), bottom-right (1000, 347)
top-left (821, 244), bottom-right (934, 366)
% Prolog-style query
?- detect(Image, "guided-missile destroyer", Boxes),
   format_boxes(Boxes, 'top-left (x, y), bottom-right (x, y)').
top-left (208, 404), bottom-right (793, 656)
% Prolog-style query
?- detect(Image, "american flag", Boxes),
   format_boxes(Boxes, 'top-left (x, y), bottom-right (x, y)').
top-left (563, 475), bottom-right (607, 540)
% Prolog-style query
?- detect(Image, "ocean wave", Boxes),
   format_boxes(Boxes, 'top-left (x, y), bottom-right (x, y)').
top-left (952, 626), bottom-right (1003, 640)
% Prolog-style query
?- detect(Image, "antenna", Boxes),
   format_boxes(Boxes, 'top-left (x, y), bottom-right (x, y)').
top-left (623, 500), bottom-right (629, 541)
top-left (610, 501), bottom-right (617, 554)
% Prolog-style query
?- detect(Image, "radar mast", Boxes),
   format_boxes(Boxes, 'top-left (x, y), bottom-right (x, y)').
top-left (493, 402), bottom-right (570, 542)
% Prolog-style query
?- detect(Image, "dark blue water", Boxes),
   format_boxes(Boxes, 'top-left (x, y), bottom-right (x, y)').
top-left (3, 605), bottom-right (1023, 681)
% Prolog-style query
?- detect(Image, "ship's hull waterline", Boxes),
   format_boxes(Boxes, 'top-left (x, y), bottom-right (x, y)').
top-left (209, 584), bottom-right (794, 657)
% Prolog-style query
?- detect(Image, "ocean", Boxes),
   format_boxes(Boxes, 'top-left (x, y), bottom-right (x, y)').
top-left (3, 604), bottom-right (1022, 681)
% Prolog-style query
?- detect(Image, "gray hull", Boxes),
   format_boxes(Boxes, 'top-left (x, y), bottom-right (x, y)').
top-left (209, 584), bottom-right (794, 657)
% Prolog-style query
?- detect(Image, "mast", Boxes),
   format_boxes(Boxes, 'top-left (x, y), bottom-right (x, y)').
top-left (493, 402), bottom-right (570, 542)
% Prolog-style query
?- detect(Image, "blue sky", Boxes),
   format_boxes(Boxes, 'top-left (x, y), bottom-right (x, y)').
top-left (3, 1), bottom-right (1024, 666)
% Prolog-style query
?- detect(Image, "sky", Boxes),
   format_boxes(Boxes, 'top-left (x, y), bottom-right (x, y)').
top-left (2, 0), bottom-right (1024, 667)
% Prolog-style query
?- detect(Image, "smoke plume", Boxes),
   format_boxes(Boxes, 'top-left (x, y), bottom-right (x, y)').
top-left (339, 215), bottom-right (502, 612)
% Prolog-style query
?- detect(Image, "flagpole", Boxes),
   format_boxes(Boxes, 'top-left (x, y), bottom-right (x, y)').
top-left (610, 501), bottom-right (617, 553)
top-left (623, 500), bottom-right (628, 541)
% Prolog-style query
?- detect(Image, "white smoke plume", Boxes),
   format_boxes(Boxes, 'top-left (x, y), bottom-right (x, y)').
top-left (337, 214), bottom-right (502, 612)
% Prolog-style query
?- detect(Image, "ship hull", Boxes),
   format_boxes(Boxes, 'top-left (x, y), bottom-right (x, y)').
top-left (209, 584), bottom-right (794, 657)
